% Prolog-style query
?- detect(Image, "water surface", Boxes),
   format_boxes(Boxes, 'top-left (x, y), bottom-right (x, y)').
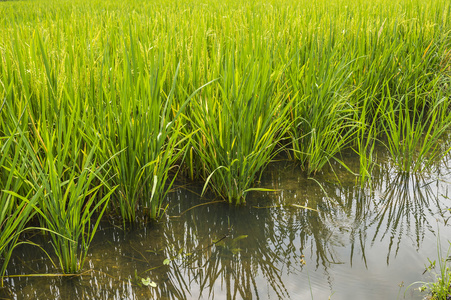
top-left (3, 151), bottom-right (451, 300)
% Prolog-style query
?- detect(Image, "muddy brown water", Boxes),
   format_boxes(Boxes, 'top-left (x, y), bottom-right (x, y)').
top-left (2, 150), bottom-right (451, 299)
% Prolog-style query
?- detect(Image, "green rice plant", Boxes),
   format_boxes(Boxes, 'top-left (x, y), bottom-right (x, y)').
top-left (381, 88), bottom-right (451, 173)
top-left (4, 87), bottom-right (116, 274)
top-left (0, 191), bottom-right (40, 287)
top-left (93, 47), bottom-right (201, 221)
top-left (188, 59), bottom-right (293, 204)
top-left (18, 127), bottom-right (115, 274)
top-left (0, 18), bottom-right (117, 275)
top-left (0, 100), bottom-right (43, 286)
top-left (287, 53), bottom-right (360, 174)
top-left (0, 165), bottom-right (42, 286)
top-left (352, 89), bottom-right (385, 187)
top-left (354, 123), bottom-right (377, 188)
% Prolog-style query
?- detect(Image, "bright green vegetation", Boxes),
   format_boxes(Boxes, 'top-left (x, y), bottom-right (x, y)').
top-left (0, 102), bottom-right (42, 284)
top-left (1, 0), bottom-right (451, 279)
top-left (407, 236), bottom-right (451, 299)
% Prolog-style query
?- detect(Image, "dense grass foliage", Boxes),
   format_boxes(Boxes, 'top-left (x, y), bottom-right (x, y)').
top-left (0, 100), bottom-right (42, 285)
top-left (1, 0), bottom-right (451, 276)
top-left (187, 60), bottom-right (292, 203)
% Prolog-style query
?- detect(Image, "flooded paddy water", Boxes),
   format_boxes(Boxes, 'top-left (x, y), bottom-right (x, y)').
top-left (2, 148), bottom-right (451, 300)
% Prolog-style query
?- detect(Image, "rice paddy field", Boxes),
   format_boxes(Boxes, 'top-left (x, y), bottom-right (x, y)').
top-left (1, 0), bottom-right (451, 298)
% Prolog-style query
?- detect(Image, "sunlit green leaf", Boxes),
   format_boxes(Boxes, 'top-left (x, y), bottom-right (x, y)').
top-left (141, 277), bottom-right (157, 287)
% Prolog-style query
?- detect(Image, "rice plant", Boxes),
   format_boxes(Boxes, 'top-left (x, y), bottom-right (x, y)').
top-left (188, 59), bottom-right (292, 204)
top-left (11, 97), bottom-right (114, 274)
top-left (0, 0), bottom-right (450, 263)
top-left (286, 54), bottom-right (360, 174)
top-left (93, 53), bottom-right (193, 222)
top-left (381, 91), bottom-right (451, 174)
top-left (0, 100), bottom-right (42, 285)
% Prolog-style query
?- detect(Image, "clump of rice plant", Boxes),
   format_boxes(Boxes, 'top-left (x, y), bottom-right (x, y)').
top-left (93, 56), bottom-right (192, 222)
top-left (14, 101), bottom-right (115, 274)
top-left (286, 42), bottom-right (360, 175)
top-left (188, 59), bottom-right (292, 204)
top-left (0, 100), bottom-right (42, 285)
top-left (2, 31), bottom-right (117, 273)
top-left (381, 92), bottom-right (451, 174)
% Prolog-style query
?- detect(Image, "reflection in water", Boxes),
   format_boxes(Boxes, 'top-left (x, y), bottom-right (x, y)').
top-left (317, 170), bottom-right (447, 267)
top-left (371, 173), bottom-right (438, 259)
top-left (2, 153), bottom-right (451, 300)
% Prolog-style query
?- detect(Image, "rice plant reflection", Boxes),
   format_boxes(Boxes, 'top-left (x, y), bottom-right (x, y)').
top-left (2, 158), bottom-right (451, 299)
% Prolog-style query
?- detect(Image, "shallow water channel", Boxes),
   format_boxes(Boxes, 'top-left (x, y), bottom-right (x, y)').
top-left (3, 150), bottom-right (451, 300)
